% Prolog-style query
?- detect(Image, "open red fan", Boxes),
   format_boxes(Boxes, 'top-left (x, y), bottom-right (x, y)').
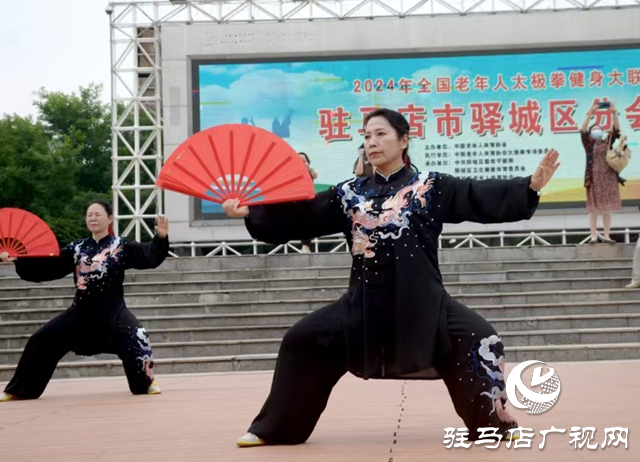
top-left (0, 208), bottom-right (60, 258)
top-left (156, 124), bottom-right (316, 206)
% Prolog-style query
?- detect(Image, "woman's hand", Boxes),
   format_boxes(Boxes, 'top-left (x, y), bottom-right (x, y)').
top-left (222, 199), bottom-right (250, 218)
top-left (531, 149), bottom-right (561, 191)
top-left (0, 252), bottom-right (16, 263)
top-left (155, 215), bottom-right (169, 238)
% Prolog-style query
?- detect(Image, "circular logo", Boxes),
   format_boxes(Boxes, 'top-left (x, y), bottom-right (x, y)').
top-left (506, 360), bottom-right (561, 415)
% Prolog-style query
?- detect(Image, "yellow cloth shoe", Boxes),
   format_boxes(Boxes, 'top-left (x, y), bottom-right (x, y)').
top-left (505, 430), bottom-right (521, 441)
top-left (236, 433), bottom-right (266, 448)
top-left (0, 392), bottom-right (17, 402)
top-left (147, 382), bottom-right (162, 395)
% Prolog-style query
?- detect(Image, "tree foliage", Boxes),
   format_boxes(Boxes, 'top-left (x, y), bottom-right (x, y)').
top-left (0, 84), bottom-right (112, 244)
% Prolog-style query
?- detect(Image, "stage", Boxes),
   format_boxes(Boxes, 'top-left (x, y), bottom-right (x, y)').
top-left (1, 361), bottom-right (637, 461)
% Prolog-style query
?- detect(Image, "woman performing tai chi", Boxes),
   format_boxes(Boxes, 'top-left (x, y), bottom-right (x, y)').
top-left (0, 201), bottom-right (169, 402)
top-left (223, 108), bottom-right (560, 447)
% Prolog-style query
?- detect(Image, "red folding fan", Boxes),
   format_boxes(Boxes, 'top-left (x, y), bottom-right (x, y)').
top-left (0, 208), bottom-right (59, 258)
top-left (156, 124), bottom-right (316, 206)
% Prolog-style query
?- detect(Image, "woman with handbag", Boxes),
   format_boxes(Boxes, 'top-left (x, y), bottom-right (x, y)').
top-left (353, 143), bottom-right (374, 177)
top-left (581, 102), bottom-right (623, 244)
top-left (298, 152), bottom-right (318, 253)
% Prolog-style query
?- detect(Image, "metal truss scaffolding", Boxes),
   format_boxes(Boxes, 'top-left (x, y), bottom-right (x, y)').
top-left (108, 0), bottom-right (639, 240)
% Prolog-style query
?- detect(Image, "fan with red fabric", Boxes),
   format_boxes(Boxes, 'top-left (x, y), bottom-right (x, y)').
top-left (156, 124), bottom-right (316, 206)
top-left (0, 208), bottom-right (60, 258)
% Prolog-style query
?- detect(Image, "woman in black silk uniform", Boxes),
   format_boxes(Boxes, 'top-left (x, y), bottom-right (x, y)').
top-left (224, 109), bottom-right (560, 447)
top-left (0, 201), bottom-right (169, 401)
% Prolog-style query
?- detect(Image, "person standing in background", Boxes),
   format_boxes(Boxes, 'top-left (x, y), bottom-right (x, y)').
top-left (298, 152), bottom-right (317, 253)
top-left (581, 102), bottom-right (622, 244)
top-left (353, 143), bottom-right (374, 177)
top-left (626, 206), bottom-right (640, 289)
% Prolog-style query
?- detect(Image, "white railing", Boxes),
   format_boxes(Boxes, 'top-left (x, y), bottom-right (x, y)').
top-left (166, 228), bottom-right (640, 257)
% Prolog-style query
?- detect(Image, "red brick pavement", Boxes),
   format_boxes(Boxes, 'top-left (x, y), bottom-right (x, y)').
top-left (1, 361), bottom-right (637, 461)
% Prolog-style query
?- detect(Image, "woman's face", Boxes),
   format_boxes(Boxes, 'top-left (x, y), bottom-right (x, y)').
top-left (590, 125), bottom-right (605, 141)
top-left (85, 203), bottom-right (112, 235)
top-left (298, 154), bottom-right (310, 167)
top-left (364, 116), bottom-right (407, 168)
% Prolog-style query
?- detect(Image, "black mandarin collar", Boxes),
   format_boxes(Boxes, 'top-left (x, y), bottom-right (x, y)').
top-left (90, 234), bottom-right (113, 246)
top-left (374, 165), bottom-right (412, 185)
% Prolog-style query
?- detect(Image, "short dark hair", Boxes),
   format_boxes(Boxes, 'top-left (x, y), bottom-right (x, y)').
top-left (298, 152), bottom-right (311, 164)
top-left (85, 200), bottom-right (113, 217)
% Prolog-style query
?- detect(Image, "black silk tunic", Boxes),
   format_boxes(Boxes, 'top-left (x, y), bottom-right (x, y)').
top-left (14, 234), bottom-right (169, 355)
top-left (246, 167), bottom-right (539, 379)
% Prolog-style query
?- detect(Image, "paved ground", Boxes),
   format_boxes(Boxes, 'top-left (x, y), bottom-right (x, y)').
top-left (1, 361), bottom-right (637, 461)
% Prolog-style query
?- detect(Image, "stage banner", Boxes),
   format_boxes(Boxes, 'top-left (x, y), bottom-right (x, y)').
top-left (193, 48), bottom-right (640, 216)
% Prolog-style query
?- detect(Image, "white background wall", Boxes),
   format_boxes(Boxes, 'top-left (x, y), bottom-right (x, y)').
top-left (161, 9), bottom-right (640, 243)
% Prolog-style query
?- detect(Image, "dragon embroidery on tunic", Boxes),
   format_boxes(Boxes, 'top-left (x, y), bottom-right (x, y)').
top-left (338, 172), bottom-right (435, 258)
top-left (73, 238), bottom-right (124, 290)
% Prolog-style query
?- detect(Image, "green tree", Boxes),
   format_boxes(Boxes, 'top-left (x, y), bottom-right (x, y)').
top-left (0, 84), bottom-right (112, 244)
top-left (35, 85), bottom-right (112, 195)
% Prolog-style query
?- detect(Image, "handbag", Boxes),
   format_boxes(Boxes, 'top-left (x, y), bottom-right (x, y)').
top-left (606, 132), bottom-right (631, 174)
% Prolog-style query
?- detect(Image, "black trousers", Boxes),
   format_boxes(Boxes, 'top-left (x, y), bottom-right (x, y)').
top-left (4, 308), bottom-right (155, 399)
top-left (247, 297), bottom-right (518, 444)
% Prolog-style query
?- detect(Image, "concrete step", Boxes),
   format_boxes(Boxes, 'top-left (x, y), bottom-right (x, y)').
top-left (0, 338), bottom-right (282, 365)
top-left (0, 243), bottom-right (636, 378)
top-left (0, 243), bottom-right (635, 278)
top-left (473, 300), bottom-right (640, 318)
top-left (435, 244), bottom-right (635, 264)
top-left (509, 342), bottom-right (640, 362)
top-left (448, 266), bottom-right (632, 283)
top-left (4, 298), bottom-right (640, 323)
top-left (3, 316), bottom-right (640, 351)
top-left (3, 279), bottom-right (640, 311)
top-left (0, 267), bottom-right (349, 287)
top-left (491, 313), bottom-right (640, 332)
top-left (4, 272), bottom-right (633, 298)
top-left (149, 244), bottom-right (635, 269)
top-left (0, 325), bottom-right (292, 350)
top-left (0, 272), bottom-right (636, 300)
top-left (446, 277), bottom-right (631, 295)
top-left (0, 312), bottom-right (308, 335)
top-left (0, 354), bottom-right (280, 381)
top-left (442, 258), bottom-right (632, 274)
top-left (4, 311), bottom-right (640, 337)
top-left (0, 299), bottom-right (335, 321)
top-left (503, 326), bottom-right (640, 346)
top-left (0, 287), bottom-right (349, 310)
top-left (3, 341), bottom-right (640, 381)
top-left (0, 254), bottom-right (632, 287)
top-left (3, 314), bottom-right (640, 364)
top-left (0, 277), bottom-right (350, 298)
top-left (0, 263), bottom-right (634, 292)
top-left (459, 287), bottom-right (640, 306)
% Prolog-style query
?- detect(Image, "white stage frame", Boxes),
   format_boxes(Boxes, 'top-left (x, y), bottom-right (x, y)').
top-left (108, 0), bottom-right (640, 241)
